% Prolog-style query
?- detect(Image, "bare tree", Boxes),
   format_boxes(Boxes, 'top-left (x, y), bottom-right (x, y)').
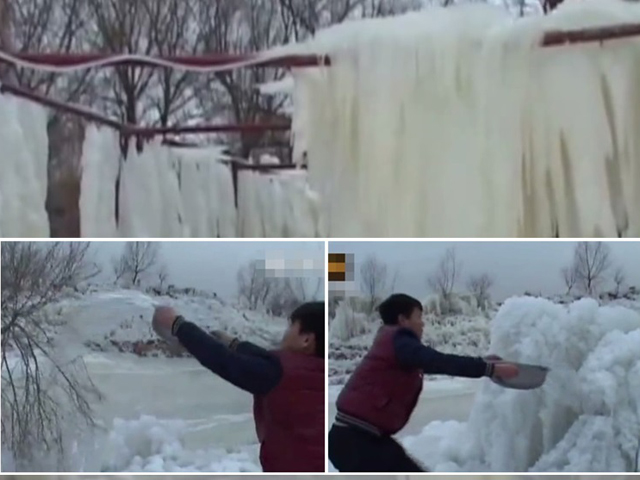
top-left (284, 276), bottom-right (323, 302)
top-left (561, 265), bottom-right (578, 295)
top-left (428, 247), bottom-right (461, 300)
top-left (112, 242), bottom-right (161, 287)
top-left (1, 242), bottom-right (102, 469)
top-left (571, 242), bottom-right (612, 297)
top-left (0, 0), bottom-right (14, 82)
top-left (237, 259), bottom-right (277, 310)
top-left (157, 263), bottom-right (170, 289)
top-left (613, 267), bottom-right (626, 297)
top-left (266, 276), bottom-right (323, 316)
top-left (360, 254), bottom-right (389, 314)
top-left (466, 273), bottom-right (493, 309)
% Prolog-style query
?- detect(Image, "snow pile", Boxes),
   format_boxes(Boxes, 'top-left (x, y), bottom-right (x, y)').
top-left (79, 126), bottom-right (120, 237)
top-left (0, 93), bottom-right (49, 236)
top-left (237, 170), bottom-right (325, 237)
top-left (99, 415), bottom-right (259, 472)
top-left (2, 410), bottom-right (261, 472)
top-left (287, 0), bottom-right (640, 237)
top-left (403, 297), bottom-right (640, 471)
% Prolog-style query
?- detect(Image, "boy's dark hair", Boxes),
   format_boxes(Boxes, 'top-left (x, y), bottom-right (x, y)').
top-left (290, 301), bottom-right (325, 358)
top-left (377, 294), bottom-right (423, 325)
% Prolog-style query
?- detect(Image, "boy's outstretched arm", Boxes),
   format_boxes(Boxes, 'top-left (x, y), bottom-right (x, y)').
top-left (175, 319), bottom-right (283, 395)
top-left (393, 328), bottom-right (494, 378)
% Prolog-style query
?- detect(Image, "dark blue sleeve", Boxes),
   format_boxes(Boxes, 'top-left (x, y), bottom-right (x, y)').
top-left (175, 321), bottom-right (283, 395)
top-left (393, 328), bottom-right (492, 378)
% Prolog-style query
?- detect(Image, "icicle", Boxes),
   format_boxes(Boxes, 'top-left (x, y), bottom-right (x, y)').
top-left (290, 0), bottom-right (640, 237)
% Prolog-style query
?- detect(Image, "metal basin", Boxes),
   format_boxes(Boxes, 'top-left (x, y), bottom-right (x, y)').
top-left (490, 362), bottom-right (550, 390)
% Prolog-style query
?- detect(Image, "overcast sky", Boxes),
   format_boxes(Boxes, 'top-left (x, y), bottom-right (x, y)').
top-left (89, 241), bottom-right (325, 300)
top-left (329, 241), bottom-right (640, 301)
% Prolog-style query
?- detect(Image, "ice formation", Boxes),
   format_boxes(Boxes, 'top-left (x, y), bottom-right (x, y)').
top-left (172, 147), bottom-right (237, 238)
top-left (0, 93), bottom-right (49, 236)
top-left (286, 0), bottom-right (640, 237)
top-left (77, 128), bottom-right (238, 238)
top-left (117, 140), bottom-right (187, 237)
top-left (0, 94), bottom-right (322, 238)
top-left (79, 126), bottom-right (120, 237)
top-left (403, 296), bottom-right (640, 471)
top-left (237, 170), bottom-right (325, 237)
top-left (330, 300), bottom-right (370, 342)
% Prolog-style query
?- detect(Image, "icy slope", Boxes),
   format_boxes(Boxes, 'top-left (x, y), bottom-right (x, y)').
top-left (403, 297), bottom-right (640, 471)
top-left (0, 94), bottom-right (49, 236)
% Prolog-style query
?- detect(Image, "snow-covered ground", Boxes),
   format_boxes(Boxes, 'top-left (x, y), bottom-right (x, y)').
top-left (2, 287), bottom-right (288, 472)
top-left (329, 294), bottom-right (640, 472)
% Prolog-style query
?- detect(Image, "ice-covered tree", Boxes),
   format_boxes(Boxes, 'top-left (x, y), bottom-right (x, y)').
top-left (330, 299), bottom-right (369, 342)
top-left (613, 267), bottom-right (626, 298)
top-left (466, 273), bottom-right (493, 311)
top-left (1, 242), bottom-right (102, 470)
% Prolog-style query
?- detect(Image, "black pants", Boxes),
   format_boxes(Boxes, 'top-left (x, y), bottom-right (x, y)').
top-left (328, 424), bottom-right (425, 472)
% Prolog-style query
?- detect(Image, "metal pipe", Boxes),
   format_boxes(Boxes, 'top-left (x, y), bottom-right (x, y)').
top-left (3, 52), bottom-right (330, 69)
top-left (542, 23), bottom-right (640, 47)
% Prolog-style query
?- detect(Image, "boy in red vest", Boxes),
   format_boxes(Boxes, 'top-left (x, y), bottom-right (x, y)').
top-left (152, 302), bottom-right (325, 472)
top-left (329, 293), bottom-right (519, 472)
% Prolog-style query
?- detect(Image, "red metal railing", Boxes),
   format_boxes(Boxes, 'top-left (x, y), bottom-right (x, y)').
top-left (542, 23), bottom-right (640, 47)
top-left (0, 62), bottom-right (293, 141)
top-left (9, 52), bottom-right (329, 69)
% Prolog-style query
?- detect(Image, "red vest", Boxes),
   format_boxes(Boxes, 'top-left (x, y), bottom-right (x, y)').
top-left (253, 349), bottom-right (325, 472)
top-left (336, 325), bottom-right (424, 435)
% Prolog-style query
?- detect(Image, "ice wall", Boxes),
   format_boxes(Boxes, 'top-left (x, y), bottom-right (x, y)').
top-left (0, 93), bottom-right (49, 236)
top-left (237, 170), bottom-right (325, 237)
top-left (405, 297), bottom-right (640, 471)
top-left (77, 129), bottom-right (238, 237)
top-left (288, 0), bottom-right (640, 237)
top-left (118, 141), bottom-right (187, 237)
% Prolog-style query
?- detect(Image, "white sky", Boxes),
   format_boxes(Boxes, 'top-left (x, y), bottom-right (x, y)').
top-left (329, 241), bottom-right (640, 301)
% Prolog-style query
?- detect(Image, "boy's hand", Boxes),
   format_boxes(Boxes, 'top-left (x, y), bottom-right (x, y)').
top-left (492, 362), bottom-right (519, 379)
top-left (152, 306), bottom-right (179, 343)
top-left (153, 306), bottom-right (178, 330)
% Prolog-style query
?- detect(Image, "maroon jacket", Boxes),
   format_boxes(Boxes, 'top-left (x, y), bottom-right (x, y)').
top-left (253, 349), bottom-right (325, 472)
top-left (336, 325), bottom-right (423, 435)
